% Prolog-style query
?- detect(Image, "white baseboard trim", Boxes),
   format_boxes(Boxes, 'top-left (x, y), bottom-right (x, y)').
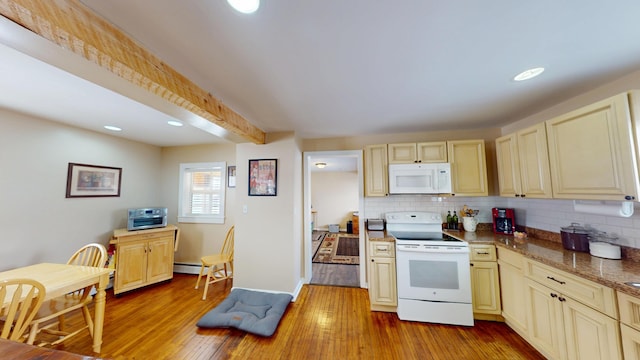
top-left (173, 263), bottom-right (201, 275)
top-left (231, 280), bottom-right (304, 302)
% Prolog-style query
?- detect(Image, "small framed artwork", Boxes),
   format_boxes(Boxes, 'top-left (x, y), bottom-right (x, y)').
top-left (227, 166), bottom-right (236, 188)
top-left (248, 159), bottom-right (277, 196)
top-left (66, 162), bottom-right (122, 198)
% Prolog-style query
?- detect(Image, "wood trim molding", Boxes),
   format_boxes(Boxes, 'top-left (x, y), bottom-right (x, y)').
top-left (0, 0), bottom-right (265, 144)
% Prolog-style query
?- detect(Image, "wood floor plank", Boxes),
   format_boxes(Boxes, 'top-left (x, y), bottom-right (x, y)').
top-left (40, 274), bottom-right (544, 359)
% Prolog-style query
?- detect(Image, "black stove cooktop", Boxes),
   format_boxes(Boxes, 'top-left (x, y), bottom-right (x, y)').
top-left (388, 231), bottom-right (463, 242)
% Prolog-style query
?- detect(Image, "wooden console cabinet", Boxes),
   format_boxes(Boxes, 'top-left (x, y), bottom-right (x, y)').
top-left (110, 225), bottom-right (179, 295)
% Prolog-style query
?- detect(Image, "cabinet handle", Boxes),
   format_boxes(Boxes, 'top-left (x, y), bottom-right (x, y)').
top-left (546, 276), bottom-right (566, 285)
top-left (626, 195), bottom-right (636, 200)
top-left (515, 194), bottom-right (520, 197)
top-left (477, 252), bottom-right (490, 255)
top-left (470, 263), bottom-right (474, 267)
top-left (558, 297), bottom-right (566, 302)
top-left (550, 293), bottom-right (558, 298)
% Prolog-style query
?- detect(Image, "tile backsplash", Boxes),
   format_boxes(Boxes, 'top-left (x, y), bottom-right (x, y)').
top-left (363, 195), bottom-right (640, 249)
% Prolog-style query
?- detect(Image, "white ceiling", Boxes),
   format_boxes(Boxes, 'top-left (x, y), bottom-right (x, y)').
top-left (3, 1), bottom-right (640, 147)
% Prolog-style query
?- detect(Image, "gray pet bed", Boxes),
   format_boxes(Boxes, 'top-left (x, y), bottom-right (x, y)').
top-left (197, 288), bottom-right (293, 337)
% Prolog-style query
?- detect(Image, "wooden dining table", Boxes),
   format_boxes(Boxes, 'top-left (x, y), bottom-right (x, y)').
top-left (0, 263), bottom-right (111, 353)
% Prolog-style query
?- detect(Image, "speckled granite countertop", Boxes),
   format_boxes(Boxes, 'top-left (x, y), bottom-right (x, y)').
top-left (366, 230), bottom-right (395, 242)
top-left (443, 230), bottom-right (640, 298)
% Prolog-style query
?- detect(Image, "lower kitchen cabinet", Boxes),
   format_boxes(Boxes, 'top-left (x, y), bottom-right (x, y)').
top-left (469, 244), bottom-right (501, 320)
top-left (367, 240), bottom-right (397, 312)
top-left (523, 259), bottom-right (621, 360)
top-left (525, 278), bottom-right (566, 359)
top-left (618, 291), bottom-right (640, 360)
top-left (497, 247), bottom-right (528, 336)
top-left (110, 225), bottom-right (179, 295)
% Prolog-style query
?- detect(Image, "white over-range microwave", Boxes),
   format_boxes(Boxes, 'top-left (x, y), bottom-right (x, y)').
top-left (388, 163), bottom-right (452, 194)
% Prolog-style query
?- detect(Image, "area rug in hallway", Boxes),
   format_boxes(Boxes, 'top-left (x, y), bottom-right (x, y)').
top-left (312, 233), bottom-right (359, 265)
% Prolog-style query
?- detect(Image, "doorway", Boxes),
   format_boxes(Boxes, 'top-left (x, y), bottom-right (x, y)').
top-left (303, 150), bottom-right (365, 288)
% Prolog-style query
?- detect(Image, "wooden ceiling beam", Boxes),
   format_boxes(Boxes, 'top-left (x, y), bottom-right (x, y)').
top-left (0, 0), bottom-right (266, 144)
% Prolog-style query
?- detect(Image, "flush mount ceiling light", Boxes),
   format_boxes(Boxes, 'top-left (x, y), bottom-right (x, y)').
top-left (227, 0), bottom-right (260, 14)
top-left (167, 120), bottom-right (183, 127)
top-left (513, 67), bottom-right (545, 81)
top-left (104, 125), bottom-right (122, 131)
top-left (315, 162), bottom-right (327, 169)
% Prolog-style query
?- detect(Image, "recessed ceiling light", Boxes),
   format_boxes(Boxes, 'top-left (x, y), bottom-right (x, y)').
top-left (104, 125), bottom-right (122, 131)
top-left (227, 0), bottom-right (260, 14)
top-left (514, 67), bottom-right (545, 81)
top-left (167, 120), bottom-right (183, 127)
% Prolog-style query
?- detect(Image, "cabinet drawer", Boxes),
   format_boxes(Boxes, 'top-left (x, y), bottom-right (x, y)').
top-left (114, 230), bottom-right (174, 243)
top-left (497, 247), bottom-right (523, 269)
top-left (524, 259), bottom-right (617, 318)
top-left (618, 291), bottom-right (640, 330)
top-left (469, 244), bottom-right (496, 261)
top-left (369, 241), bottom-right (395, 258)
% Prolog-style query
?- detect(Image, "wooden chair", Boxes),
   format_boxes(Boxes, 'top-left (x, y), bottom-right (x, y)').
top-left (27, 243), bottom-right (107, 346)
top-left (0, 278), bottom-right (45, 342)
top-left (195, 226), bottom-right (234, 300)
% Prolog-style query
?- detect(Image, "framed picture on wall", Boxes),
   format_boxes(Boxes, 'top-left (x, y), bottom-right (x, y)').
top-left (228, 166), bottom-right (236, 188)
top-left (66, 162), bottom-right (122, 198)
top-left (248, 159), bottom-right (277, 196)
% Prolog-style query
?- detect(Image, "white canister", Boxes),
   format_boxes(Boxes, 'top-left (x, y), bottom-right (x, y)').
top-left (462, 216), bottom-right (478, 232)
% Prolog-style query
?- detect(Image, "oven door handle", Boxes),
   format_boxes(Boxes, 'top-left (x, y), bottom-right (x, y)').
top-left (396, 245), bottom-right (469, 254)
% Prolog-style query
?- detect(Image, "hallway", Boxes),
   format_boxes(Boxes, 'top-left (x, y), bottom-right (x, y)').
top-left (310, 231), bottom-right (360, 287)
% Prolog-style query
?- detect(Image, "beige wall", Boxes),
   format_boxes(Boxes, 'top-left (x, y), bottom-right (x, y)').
top-left (0, 108), bottom-right (162, 270)
top-left (160, 143), bottom-right (237, 265)
top-left (234, 132), bottom-right (304, 294)
top-left (311, 171), bottom-right (358, 231)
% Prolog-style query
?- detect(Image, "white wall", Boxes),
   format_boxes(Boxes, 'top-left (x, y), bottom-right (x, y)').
top-left (0, 109), bottom-right (162, 270)
top-left (311, 171), bottom-right (358, 231)
top-left (234, 132), bottom-right (303, 295)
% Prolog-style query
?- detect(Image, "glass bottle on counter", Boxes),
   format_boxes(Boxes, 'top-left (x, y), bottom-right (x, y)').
top-left (452, 211), bottom-right (459, 230)
top-left (446, 211), bottom-right (452, 229)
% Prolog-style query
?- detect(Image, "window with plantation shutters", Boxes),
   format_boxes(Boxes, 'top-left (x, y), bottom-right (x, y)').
top-left (178, 162), bottom-right (226, 224)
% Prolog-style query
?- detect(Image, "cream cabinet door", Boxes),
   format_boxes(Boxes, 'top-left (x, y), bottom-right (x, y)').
top-left (525, 278), bottom-right (567, 360)
top-left (621, 324), bottom-right (640, 360)
top-left (562, 295), bottom-right (622, 360)
top-left (496, 124), bottom-right (552, 198)
top-left (546, 92), bottom-right (639, 201)
top-left (417, 142), bottom-right (447, 163)
top-left (447, 139), bottom-right (488, 196)
top-left (496, 133), bottom-right (522, 197)
top-left (517, 123), bottom-right (553, 198)
top-left (388, 142), bottom-right (447, 163)
top-left (369, 256), bottom-right (397, 306)
top-left (498, 257), bottom-right (528, 336)
top-left (364, 144), bottom-right (388, 196)
top-left (470, 261), bottom-right (501, 315)
top-left (388, 143), bottom-right (417, 163)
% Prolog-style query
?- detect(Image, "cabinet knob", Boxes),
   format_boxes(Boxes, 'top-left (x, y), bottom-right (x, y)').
top-left (558, 297), bottom-right (566, 302)
top-left (521, 194), bottom-right (526, 198)
top-left (550, 293), bottom-right (558, 298)
top-left (515, 194), bottom-right (520, 197)
top-left (625, 195), bottom-right (636, 200)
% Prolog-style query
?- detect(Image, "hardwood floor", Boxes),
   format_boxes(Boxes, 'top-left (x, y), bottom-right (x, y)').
top-left (40, 274), bottom-right (545, 360)
top-left (310, 231), bottom-right (360, 287)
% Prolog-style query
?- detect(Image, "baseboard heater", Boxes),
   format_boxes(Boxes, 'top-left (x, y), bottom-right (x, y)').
top-left (173, 262), bottom-right (201, 275)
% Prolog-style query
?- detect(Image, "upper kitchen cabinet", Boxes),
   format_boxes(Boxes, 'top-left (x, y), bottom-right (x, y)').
top-left (495, 123), bottom-right (553, 198)
top-left (546, 92), bottom-right (639, 201)
top-left (388, 142), bottom-right (448, 164)
top-left (447, 140), bottom-right (488, 196)
top-left (364, 144), bottom-right (388, 197)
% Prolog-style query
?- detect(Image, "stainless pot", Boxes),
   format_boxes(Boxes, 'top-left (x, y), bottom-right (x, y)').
top-left (560, 223), bottom-right (591, 252)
